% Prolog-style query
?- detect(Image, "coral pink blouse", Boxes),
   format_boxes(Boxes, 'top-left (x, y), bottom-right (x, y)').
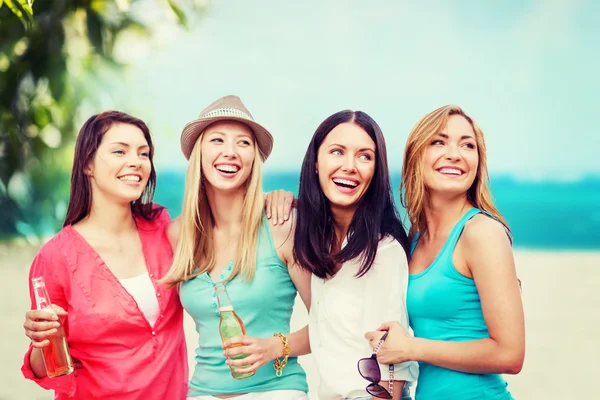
top-left (21, 209), bottom-right (187, 399)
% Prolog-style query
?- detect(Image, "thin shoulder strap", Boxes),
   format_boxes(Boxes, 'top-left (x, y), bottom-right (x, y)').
top-left (410, 208), bottom-right (484, 259)
top-left (409, 233), bottom-right (420, 256)
top-left (444, 208), bottom-right (482, 252)
top-left (259, 214), bottom-right (279, 259)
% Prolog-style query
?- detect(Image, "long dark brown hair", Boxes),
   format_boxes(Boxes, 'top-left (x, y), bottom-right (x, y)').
top-left (293, 110), bottom-right (409, 279)
top-left (63, 111), bottom-right (161, 227)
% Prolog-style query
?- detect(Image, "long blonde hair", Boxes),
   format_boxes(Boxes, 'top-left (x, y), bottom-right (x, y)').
top-left (400, 105), bottom-right (509, 239)
top-left (162, 132), bottom-right (265, 286)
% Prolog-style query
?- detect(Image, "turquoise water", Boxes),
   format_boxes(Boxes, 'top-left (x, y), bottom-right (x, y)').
top-left (155, 171), bottom-right (600, 250)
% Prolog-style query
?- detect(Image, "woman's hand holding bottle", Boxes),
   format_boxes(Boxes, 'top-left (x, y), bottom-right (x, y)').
top-left (223, 335), bottom-right (284, 375)
top-left (24, 305), bottom-right (67, 347)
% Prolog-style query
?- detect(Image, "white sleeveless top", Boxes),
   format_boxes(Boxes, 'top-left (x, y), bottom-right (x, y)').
top-left (119, 272), bottom-right (160, 326)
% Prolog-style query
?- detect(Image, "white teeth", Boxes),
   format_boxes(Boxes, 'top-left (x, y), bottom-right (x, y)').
top-left (439, 168), bottom-right (463, 175)
top-left (216, 165), bottom-right (239, 173)
top-left (119, 175), bottom-right (141, 182)
top-left (333, 178), bottom-right (358, 187)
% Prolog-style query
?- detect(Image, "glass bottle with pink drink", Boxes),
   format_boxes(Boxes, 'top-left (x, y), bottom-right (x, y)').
top-left (32, 276), bottom-right (74, 378)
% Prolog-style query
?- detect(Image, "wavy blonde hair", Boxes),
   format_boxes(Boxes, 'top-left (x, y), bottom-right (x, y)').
top-left (400, 105), bottom-right (509, 239)
top-left (161, 131), bottom-right (264, 286)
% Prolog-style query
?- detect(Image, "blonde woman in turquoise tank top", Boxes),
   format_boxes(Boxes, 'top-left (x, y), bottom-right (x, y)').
top-left (366, 105), bottom-right (524, 400)
top-left (162, 95), bottom-right (311, 400)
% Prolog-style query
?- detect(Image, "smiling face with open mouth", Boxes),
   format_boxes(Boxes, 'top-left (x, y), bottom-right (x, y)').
top-left (316, 122), bottom-right (376, 214)
top-left (200, 121), bottom-right (256, 193)
top-left (86, 123), bottom-right (151, 205)
top-left (423, 114), bottom-right (479, 197)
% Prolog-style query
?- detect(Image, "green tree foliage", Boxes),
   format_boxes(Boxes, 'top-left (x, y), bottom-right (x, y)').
top-left (0, 0), bottom-right (198, 239)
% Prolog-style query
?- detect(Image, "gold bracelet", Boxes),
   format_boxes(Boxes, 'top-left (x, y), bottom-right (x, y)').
top-left (273, 332), bottom-right (290, 377)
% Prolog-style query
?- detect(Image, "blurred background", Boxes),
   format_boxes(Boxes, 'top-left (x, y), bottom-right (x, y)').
top-left (1, 0), bottom-right (599, 399)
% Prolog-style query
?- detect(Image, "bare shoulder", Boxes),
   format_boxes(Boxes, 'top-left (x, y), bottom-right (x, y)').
top-left (268, 210), bottom-right (296, 245)
top-left (167, 216), bottom-right (181, 250)
top-left (462, 213), bottom-right (510, 249)
top-left (460, 213), bottom-right (514, 274)
top-left (267, 211), bottom-right (296, 264)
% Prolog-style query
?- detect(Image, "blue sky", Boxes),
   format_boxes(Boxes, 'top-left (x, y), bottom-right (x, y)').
top-left (101, 0), bottom-right (599, 180)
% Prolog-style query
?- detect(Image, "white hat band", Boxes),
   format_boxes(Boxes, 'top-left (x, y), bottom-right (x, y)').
top-left (202, 108), bottom-right (253, 120)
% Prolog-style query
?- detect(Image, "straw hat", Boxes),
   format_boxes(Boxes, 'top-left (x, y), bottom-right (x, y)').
top-left (180, 95), bottom-right (273, 160)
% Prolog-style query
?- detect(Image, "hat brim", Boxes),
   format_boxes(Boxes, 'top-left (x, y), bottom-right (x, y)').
top-left (180, 116), bottom-right (273, 161)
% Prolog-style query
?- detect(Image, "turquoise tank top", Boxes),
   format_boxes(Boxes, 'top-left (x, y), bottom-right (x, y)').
top-left (180, 218), bottom-right (308, 396)
top-left (407, 208), bottom-right (513, 400)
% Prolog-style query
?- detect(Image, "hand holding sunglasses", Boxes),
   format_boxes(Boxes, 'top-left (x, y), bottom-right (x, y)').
top-left (357, 331), bottom-right (395, 399)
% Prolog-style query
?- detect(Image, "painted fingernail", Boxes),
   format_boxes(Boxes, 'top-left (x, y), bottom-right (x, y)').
top-left (51, 315), bottom-right (58, 320)
top-left (53, 323), bottom-right (60, 328)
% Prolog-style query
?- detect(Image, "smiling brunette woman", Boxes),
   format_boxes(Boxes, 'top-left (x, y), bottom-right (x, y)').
top-left (21, 111), bottom-right (188, 399)
top-left (366, 105), bottom-right (525, 400)
top-left (294, 110), bottom-right (418, 400)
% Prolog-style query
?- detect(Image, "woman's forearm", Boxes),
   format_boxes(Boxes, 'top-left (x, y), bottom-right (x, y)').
top-left (412, 337), bottom-right (523, 375)
top-left (378, 380), bottom-right (405, 400)
top-left (29, 347), bottom-right (48, 379)
top-left (286, 325), bottom-right (310, 357)
top-left (268, 325), bottom-right (310, 360)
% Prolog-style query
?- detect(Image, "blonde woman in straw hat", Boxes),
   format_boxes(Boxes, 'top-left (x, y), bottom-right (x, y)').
top-left (366, 105), bottom-right (524, 400)
top-left (162, 95), bottom-right (311, 400)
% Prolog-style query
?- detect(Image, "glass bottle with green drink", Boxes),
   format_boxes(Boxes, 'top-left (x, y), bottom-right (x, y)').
top-left (214, 282), bottom-right (255, 379)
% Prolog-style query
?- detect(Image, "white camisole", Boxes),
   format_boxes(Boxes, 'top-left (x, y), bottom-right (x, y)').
top-left (119, 272), bottom-right (160, 326)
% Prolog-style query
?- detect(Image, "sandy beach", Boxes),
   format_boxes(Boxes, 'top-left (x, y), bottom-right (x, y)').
top-left (1, 241), bottom-right (598, 400)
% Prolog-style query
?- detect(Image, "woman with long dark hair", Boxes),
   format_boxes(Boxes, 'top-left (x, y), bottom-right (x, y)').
top-left (294, 110), bottom-right (418, 400)
top-left (20, 111), bottom-right (187, 399)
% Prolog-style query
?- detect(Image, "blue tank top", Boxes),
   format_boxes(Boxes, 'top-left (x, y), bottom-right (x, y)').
top-left (180, 218), bottom-right (308, 396)
top-left (407, 208), bottom-right (513, 400)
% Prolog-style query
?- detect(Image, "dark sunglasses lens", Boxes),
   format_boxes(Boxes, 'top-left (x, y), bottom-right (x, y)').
top-left (366, 383), bottom-right (392, 399)
top-left (358, 358), bottom-right (381, 382)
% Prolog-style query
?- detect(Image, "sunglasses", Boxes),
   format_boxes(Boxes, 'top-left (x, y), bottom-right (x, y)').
top-left (357, 331), bottom-right (395, 399)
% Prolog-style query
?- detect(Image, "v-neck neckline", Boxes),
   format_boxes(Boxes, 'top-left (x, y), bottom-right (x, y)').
top-left (66, 223), bottom-right (159, 329)
top-left (409, 208), bottom-right (479, 279)
top-left (207, 260), bottom-right (234, 282)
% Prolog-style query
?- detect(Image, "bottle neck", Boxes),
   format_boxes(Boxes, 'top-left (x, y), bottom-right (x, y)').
top-left (214, 282), bottom-right (233, 309)
top-left (33, 283), bottom-right (52, 311)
